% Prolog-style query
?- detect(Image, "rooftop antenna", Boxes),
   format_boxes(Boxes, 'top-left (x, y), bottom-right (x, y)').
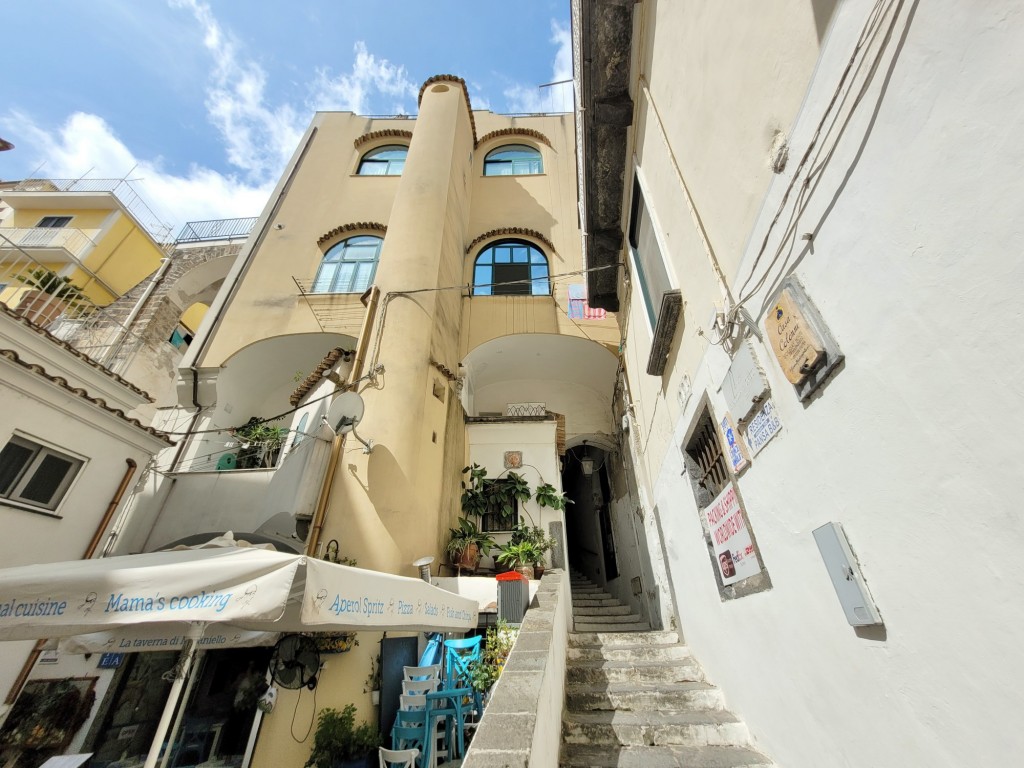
top-left (324, 391), bottom-right (373, 453)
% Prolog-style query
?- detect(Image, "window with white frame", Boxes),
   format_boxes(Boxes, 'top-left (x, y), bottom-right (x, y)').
top-left (0, 435), bottom-right (84, 512)
top-left (312, 235), bottom-right (383, 294)
top-left (483, 145), bottom-right (543, 176)
top-left (627, 179), bottom-right (673, 329)
top-left (357, 145), bottom-right (407, 176)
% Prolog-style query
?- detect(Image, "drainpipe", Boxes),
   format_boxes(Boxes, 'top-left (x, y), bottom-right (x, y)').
top-left (306, 286), bottom-right (379, 557)
top-left (4, 458), bottom-right (139, 706)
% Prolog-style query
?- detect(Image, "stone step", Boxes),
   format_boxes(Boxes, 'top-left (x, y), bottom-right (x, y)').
top-left (574, 620), bottom-right (651, 633)
top-left (573, 604), bottom-right (634, 616)
top-left (571, 597), bottom-right (623, 607)
top-left (567, 643), bottom-right (693, 663)
top-left (567, 681), bottom-right (726, 712)
top-left (567, 658), bottom-right (705, 685)
top-left (576, 611), bottom-right (645, 624)
top-left (562, 709), bottom-right (749, 748)
top-left (559, 744), bottom-right (774, 768)
top-left (572, 589), bottom-right (612, 597)
top-left (570, 630), bottom-right (678, 648)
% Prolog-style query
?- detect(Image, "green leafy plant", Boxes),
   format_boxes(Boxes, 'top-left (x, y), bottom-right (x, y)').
top-left (234, 418), bottom-right (289, 469)
top-left (16, 268), bottom-right (85, 301)
top-left (468, 619), bottom-right (519, 694)
top-left (510, 524), bottom-right (556, 565)
top-left (446, 517), bottom-right (497, 562)
top-left (495, 540), bottom-right (542, 569)
top-left (485, 472), bottom-right (532, 521)
top-left (304, 704), bottom-right (381, 768)
top-left (461, 463), bottom-right (489, 517)
top-left (534, 482), bottom-right (572, 511)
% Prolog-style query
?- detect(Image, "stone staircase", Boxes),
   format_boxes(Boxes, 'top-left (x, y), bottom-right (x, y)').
top-left (561, 572), bottom-right (775, 768)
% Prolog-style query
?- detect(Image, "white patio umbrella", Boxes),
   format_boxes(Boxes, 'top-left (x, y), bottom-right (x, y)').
top-left (0, 545), bottom-right (478, 768)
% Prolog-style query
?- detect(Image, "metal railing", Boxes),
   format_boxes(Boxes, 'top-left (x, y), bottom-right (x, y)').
top-left (176, 217), bottom-right (258, 243)
top-left (0, 247), bottom-right (147, 375)
top-left (0, 227), bottom-right (99, 258)
top-left (12, 178), bottom-right (173, 242)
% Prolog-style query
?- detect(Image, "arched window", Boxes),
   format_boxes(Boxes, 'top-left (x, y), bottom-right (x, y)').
top-left (357, 145), bottom-right (407, 175)
top-left (483, 145), bottom-right (543, 176)
top-left (313, 235), bottom-right (382, 294)
top-left (473, 240), bottom-right (550, 296)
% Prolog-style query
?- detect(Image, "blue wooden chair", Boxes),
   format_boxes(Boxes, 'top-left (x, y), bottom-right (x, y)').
top-left (443, 635), bottom-right (483, 716)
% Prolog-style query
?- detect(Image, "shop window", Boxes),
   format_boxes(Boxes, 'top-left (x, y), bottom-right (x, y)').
top-left (483, 145), bottom-right (542, 176)
top-left (312, 235), bottom-right (383, 294)
top-left (473, 240), bottom-right (550, 296)
top-left (0, 434), bottom-right (83, 512)
top-left (357, 145), bottom-right (407, 176)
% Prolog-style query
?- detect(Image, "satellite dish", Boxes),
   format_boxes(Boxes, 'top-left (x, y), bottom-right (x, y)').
top-left (326, 392), bottom-right (365, 434)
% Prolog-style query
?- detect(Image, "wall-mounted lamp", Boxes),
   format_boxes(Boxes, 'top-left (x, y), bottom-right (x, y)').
top-left (412, 556), bottom-right (435, 583)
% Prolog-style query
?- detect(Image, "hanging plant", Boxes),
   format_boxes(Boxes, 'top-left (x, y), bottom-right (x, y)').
top-left (315, 632), bottom-right (358, 654)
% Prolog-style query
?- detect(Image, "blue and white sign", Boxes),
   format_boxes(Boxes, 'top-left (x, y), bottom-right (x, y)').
top-left (744, 399), bottom-right (782, 456)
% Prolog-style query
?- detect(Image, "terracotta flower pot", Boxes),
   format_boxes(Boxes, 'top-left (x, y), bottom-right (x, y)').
top-left (457, 543), bottom-right (481, 574)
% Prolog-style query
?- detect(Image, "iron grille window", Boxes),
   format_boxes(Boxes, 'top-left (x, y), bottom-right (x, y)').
top-left (684, 408), bottom-right (729, 507)
top-left (0, 435), bottom-right (83, 512)
top-left (479, 479), bottom-right (520, 532)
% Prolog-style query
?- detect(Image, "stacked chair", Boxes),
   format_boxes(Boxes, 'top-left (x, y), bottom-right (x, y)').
top-left (386, 664), bottom-right (445, 768)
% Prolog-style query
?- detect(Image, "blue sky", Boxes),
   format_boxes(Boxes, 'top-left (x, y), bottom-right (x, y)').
top-left (0, 0), bottom-right (572, 232)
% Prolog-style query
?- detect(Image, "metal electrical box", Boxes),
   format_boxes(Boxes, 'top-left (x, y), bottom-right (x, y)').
top-left (497, 576), bottom-right (529, 624)
top-left (812, 522), bottom-right (883, 627)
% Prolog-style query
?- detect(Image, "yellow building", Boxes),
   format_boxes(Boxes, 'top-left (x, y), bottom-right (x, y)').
top-left (106, 76), bottom-right (628, 768)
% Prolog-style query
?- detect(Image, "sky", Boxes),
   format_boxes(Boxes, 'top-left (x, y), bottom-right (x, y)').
top-left (0, 0), bottom-right (573, 234)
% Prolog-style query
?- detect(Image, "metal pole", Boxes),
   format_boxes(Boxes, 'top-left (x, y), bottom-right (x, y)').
top-left (157, 648), bottom-right (205, 768)
top-left (143, 622), bottom-right (205, 768)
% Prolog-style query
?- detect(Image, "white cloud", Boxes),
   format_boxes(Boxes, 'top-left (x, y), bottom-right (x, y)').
top-left (310, 42), bottom-right (418, 115)
top-left (170, 0), bottom-right (304, 182)
top-left (504, 20), bottom-right (574, 114)
top-left (4, 110), bottom-right (273, 234)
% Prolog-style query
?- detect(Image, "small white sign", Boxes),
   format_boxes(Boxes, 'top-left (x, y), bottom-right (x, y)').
top-left (719, 413), bottom-right (749, 474)
top-left (744, 399), bottom-right (782, 456)
top-left (38, 649), bottom-right (59, 664)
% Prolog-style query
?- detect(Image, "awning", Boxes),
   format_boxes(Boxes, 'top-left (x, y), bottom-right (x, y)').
top-left (0, 546), bottom-right (478, 642)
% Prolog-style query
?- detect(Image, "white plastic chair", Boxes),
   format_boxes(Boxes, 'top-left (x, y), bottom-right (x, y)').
top-left (402, 677), bottom-right (439, 696)
top-left (403, 663), bottom-right (441, 681)
top-left (379, 746), bottom-right (419, 767)
top-left (399, 692), bottom-right (427, 711)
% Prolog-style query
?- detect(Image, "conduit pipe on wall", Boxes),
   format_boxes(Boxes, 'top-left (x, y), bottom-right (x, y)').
top-left (306, 286), bottom-right (380, 558)
top-left (4, 458), bottom-right (139, 706)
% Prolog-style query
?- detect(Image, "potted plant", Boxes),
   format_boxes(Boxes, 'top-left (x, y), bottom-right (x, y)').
top-left (305, 704), bottom-right (381, 768)
top-left (14, 267), bottom-right (86, 326)
top-left (510, 524), bottom-right (557, 578)
top-left (234, 419), bottom-right (289, 468)
top-left (495, 540), bottom-right (542, 580)
top-left (363, 652), bottom-right (381, 706)
top-left (534, 482), bottom-right (572, 512)
top-left (446, 517), bottom-right (496, 574)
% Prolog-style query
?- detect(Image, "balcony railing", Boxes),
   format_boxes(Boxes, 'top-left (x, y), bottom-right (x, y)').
top-left (0, 227), bottom-right (99, 259)
top-left (0, 249), bottom-right (146, 375)
top-left (12, 178), bottom-right (173, 242)
top-left (176, 217), bottom-right (258, 244)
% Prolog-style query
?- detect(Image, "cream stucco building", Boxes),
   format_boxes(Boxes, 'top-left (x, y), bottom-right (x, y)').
top-left (574, 0), bottom-right (1024, 766)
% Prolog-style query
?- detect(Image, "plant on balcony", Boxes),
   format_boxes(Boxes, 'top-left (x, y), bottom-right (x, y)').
top-left (446, 517), bottom-right (497, 574)
top-left (510, 523), bottom-right (557, 577)
top-left (16, 268), bottom-right (85, 301)
top-left (233, 419), bottom-right (289, 469)
top-left (495, 540), bottom-right (542, 580)
top-left (534, 482), bottom-right (572, 512)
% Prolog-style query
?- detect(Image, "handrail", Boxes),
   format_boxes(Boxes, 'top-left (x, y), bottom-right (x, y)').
top-left (175, 217), bottom-right (258, 243)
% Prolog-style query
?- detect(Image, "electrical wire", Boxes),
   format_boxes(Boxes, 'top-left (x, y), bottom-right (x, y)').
top-left (732, 0), bottom-right (893, 310)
